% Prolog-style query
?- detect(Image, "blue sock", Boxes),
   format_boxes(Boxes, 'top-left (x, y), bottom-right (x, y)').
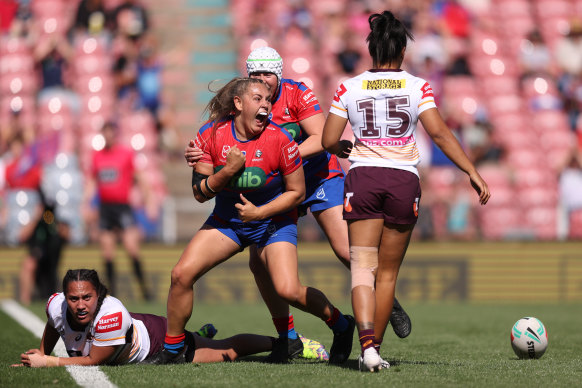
top-left (326, 308), bottom-right (349, 333)
top-left (164, 333), bottom-right (185, 354)
top-left (287, 327), bottom-right (298, 340)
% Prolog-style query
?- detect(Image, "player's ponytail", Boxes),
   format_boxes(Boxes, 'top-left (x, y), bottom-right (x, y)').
top-left (367, 10), bottom-right (414, 67)
top-left (62, 269), bottom-right (109, 316)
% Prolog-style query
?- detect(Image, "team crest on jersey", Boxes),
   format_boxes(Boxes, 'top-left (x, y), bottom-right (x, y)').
top-left (267, 224), bottom-right (277, 235)
top-left (362, 79), bottom-right (406, 90)
top-left (285, 107), bottom-right (290, 115)
top-left (221, 145), bottom-right (231, 159)
top-left (255, 149), bottom-right (262, 158)
top-left (96, 312), bottom-right (122, 333)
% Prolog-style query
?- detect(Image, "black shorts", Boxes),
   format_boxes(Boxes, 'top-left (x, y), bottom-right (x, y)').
top-left (99, 203), bottom-right (136, 231)
top-left (131, 313), bottom-right (196, 362)
top-left (343, 166), bottom-right (421, 225)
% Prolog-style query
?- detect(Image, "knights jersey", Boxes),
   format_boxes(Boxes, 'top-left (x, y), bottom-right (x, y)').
top-left (91, 145), bottom-right (135, 204)
top-left (194, 118), bottom-right (302, 224)
top-left (329, 69), bottom-right (437, 176)
top-left (45, 293), bottom-right (150, 365)
top-left (272, 78), bottom-right (344, 184)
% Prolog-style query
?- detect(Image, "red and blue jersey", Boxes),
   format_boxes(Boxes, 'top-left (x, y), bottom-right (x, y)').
top-left (271, 78), bottom-right (344, 186)
top-left (194, 118), bottom-right (302, 224)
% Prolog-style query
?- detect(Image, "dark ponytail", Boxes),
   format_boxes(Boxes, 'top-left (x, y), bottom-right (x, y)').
top-left (63, 269), bottom-right (109, 316)
top-left (366, 10), bottom-right (414, 67)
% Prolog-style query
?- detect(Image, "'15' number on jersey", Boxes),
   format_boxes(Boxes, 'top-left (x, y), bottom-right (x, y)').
top-left (357, 96), bottom-right (411, 138)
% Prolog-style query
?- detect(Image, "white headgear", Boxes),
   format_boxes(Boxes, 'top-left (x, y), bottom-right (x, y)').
top-left (246, 47), bottom-right (283, 87)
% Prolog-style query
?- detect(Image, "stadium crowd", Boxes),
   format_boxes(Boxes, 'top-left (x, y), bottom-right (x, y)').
top-left (0, 0), bottom-right (167, 302)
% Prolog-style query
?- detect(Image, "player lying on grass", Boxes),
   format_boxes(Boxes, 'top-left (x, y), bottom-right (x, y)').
top-left (13, 269), bottom-right (328, 367)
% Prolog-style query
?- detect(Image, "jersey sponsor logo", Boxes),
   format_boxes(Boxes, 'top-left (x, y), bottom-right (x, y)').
top-left (333, 84), bottom-right (347, 102)
top-left (96, 312), bottom-right (123, 333)
top-left (362, 79), bottom-right (406, 90)
top-left (316, 187), bottom-right (326, 200)
top-left (98, 168), bottom-right (119, 183)
top-left (216, 165), bottom-right (266, 189)
top-left (344, 192), bottom-right (354, 212)
top-left (267, 224), bottom-right (277, 235)
top-left (413, 197), bottom-right (420, 217)
top-left (284, 141), bottom-right (300, 167)
top-left (421, 82), bottom-right (434, 99)
top-left (75, 334), bottom-right (82, 341)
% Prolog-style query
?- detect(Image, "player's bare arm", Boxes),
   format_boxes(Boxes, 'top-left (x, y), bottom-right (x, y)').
top-left (419, 108), bottom-right (490, 205)
top-left (192, 146), bottom-right (246, 203)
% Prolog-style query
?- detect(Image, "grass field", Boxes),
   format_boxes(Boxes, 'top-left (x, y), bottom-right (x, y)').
top-left (1, 301), bottom-right (581, 388)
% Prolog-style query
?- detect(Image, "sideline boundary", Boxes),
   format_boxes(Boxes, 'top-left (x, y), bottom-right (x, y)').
top-left (1, 299), bottom-right (117, 388)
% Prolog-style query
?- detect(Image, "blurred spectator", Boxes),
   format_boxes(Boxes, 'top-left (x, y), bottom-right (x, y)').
top-left (85, 122), bottom-right (154, 300)
top-left (406, 11), bottom-right (448, 76)
top-left (4, 132), bottom-right (41, 191)
top-left (0, 0), bottom-right (18, 34)
top-left (111, 0), bottom-right (149, 42)
top-left (135, 34), bottom-right (162, 127)
top-left (112, 34), bottom-right (139, 107)
top-left (279, 0), bottom-right (312, 38)
top-left (558, 149), bottom-right (582, 237)
top-left (556, 21), bottom-right (582, 131)
top-left (462, 118), bottom-right (504, 166)
top-left (438, 0), bottom-right (471, 39)
top-left (3, 133), bottom-right (65, 305)
top-left (555, 20), bottom-right (582, 77)
top-left (336, 33), bottom-right (362, 75)
top-left (34, 35), bottom-right (80, 114)
top-left (519, 29), bottom-right (553, 81)
top-left (72, 0), bottom-right (110, 36)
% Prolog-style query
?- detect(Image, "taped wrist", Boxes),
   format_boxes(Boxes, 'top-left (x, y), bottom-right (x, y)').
top-left (45, 355), bottom-right (60, 367)
top-left (192, 171), bottom-right (211, 200)
top-left (350, 246), bottom-right (378, 290)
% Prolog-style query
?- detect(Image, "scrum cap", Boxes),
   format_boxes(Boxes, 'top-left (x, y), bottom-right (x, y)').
top-left (246, 47), bottom-right (283, 86)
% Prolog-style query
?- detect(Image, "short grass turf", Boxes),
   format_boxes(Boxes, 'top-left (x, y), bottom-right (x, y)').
top-left (2, 302), bottom-right (581, 388)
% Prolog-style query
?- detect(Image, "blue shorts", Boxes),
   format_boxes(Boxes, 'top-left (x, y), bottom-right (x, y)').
top-left (205, 215), bottom-right (297, 248)
top-left (298, 176), bottom-right (345, 216)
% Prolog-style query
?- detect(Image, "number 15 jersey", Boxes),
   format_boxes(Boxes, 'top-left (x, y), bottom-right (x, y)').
top-left (329, 69), bottom-right (437, 177)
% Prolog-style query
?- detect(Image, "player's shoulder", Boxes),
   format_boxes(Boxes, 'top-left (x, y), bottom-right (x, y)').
top-left (265, 120), bottom-right (294, 142)
top-left (281, 77), bottom-right (312, 93)
top-left (46, 292), bottom-right (64, 315)
top-left (93, 296), bottom-right (130, 333)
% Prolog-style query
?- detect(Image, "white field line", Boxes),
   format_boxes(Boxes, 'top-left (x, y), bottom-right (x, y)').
top-left (1, 299), bottom-right (117, 388)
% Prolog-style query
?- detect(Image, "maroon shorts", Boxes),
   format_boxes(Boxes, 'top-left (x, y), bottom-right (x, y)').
top-left (130, 313), bottom-right (167, 358)
top-left (130, 312), bottom-right (196, 362)
top-left (343, 166), bottom-right (421, 225)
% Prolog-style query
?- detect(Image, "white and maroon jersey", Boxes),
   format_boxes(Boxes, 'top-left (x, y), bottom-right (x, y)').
top-left (45, 293), bottom-right (150, 365)
top-left (329, 69), bottom-right (437, 176)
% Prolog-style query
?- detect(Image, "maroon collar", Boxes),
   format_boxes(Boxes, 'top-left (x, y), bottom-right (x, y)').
top-left (368, 68), bottom-right (403, 72)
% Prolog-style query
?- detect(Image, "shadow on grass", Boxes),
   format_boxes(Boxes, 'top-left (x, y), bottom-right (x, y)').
top-left (237, 356), bottom-right (465, 370)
